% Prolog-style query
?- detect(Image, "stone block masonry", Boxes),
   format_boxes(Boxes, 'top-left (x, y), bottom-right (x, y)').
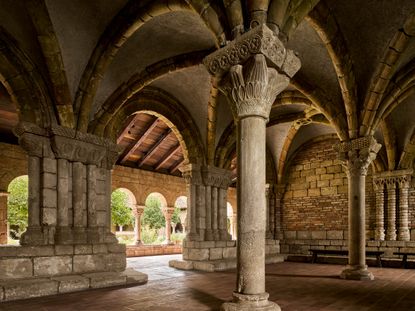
top-left (281, 136), bottom-right (415, 256)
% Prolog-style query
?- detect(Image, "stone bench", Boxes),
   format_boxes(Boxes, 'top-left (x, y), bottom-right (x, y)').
top-left (310, 249), bottom-right (384, 267)
top-left (393, 252), bottom-right (415, 269)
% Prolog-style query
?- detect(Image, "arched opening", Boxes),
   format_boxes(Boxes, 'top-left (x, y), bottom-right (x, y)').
top-left (111, 188), bottom-right (136, 245)
top-left (141, 192), bottom-right (167, 245)
top-left (227, 202), bottom-right (236, 240)
top-left (6, 175), bottom-right (28, 245)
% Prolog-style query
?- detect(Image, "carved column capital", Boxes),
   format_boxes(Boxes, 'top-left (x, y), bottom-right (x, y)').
top-left (203, 24), bottom-right (300, 121)
top-left (373, 169), bottom-right (413, 189)
top-left (132, 205), bottom-right (145, 217)
top-left (334, 136), bottom-right (381, 177)
top-left (202, 165), bottom-right (232, 189)
top-left (180, 163), bottom-right (203, 185)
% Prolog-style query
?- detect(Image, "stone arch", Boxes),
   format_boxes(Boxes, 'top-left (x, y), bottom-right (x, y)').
top-left (145, 192), bottom-right (167, 209)
top-left (112, 187), bottom-right (137, 209)
top-left (103, 87), bottom-right (205, 165)
top-left (0, 27), bottom-right (55, 128)
top-left (74, 0), bottom-right (225, 132)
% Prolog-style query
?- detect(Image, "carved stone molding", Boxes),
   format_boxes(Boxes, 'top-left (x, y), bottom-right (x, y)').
top-left (14, 122), bottom-right (123, 168)
top-left (180, 163), bottom-right (203, 185)
top-left (204, 24), bottom-right (300, 78)
top-left (202, 165), bottom-right (232, 189)
top-left (373, 169), bottom-right (413, 189)
top-left (334, 136), bottom-right (381, 177)
top-left (132, 205), bottom-right (145, 217)
top-left (203, 24), bottom-right (300, 121)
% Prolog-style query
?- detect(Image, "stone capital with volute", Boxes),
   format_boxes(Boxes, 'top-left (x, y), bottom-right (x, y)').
top-left (203, 24), bottom-right (300, 121)
top-left (334, 136), bottom-right (381, 177)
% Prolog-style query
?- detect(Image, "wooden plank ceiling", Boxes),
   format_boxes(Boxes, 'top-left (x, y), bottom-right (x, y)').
top-left (116, 113), bottom-right (184, 176)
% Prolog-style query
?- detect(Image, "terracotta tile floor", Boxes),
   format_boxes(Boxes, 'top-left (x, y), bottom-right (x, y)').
top-left (2, 255), bottom-right (415, 311)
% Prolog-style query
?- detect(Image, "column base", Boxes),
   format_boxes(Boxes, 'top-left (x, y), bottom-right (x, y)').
top-left (162, 239), bottom-right (174, 245)
top-left (205, 229), bottom-right (214, 241)
top-left (55, 227), bottom-right (73, 244)
top-left (340, 265), bottom-right (374, 281)
top-left (20, 226), bottom-right (45, 245)
top-left (135, 240), bottom-right (143, 246)
top-left (221, 292), bottom-right (281, 311)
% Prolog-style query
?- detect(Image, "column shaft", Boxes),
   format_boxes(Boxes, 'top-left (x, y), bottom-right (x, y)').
top-left (28, 156), bottom-right (41, 227)
top-left (237, 116), bottom-right (266, 295)
top-left (211, 186), bottom-right (219, 240)
top-left (386, 183), bottom-right (397, 241)
top-left (374, 186), bottom-right (385, 241)
top-left (57, 159), bottom-right (69, 226)
top-left (218, 187), bottom-right (228, 240)
top-left (398, 185), bottom-right (410, 241)
top-left (205, 185), bottom-right (213, 240)
top-left (347, 173), bottom-right (367, 269)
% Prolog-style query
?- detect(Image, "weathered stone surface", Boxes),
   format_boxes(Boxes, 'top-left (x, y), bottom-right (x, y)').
top-left (93, 244), bottom-right (108, 254)
top-left (55, 245), bottom-right (74, 255)
top-left (0, 258), bottom-right (32, 279)
top-left (210, 248), bottom-right (223, 260)
top-left (188, 248), bottom-right (209, 261)
top-left (51, 275), bottom-right (90, 293)
top-left (193, 261), bottom-right (215, 272)
top-left (34, 256), bottom-right (72, 276)
top-left (223, 247), bottom-right (237, 259)
top-left (105, 253), bottom-right (126, 271)
top-left (73, 255), bottom-right (105, 273)
top-left (121, 268), bottom-right (148, 285)
top-left (1, 278), bottom-right (58, 301)
top-left (169, 259), bottom-right (194, 270)
top-left (107, 243), bottom-right (126, 253)
top-left (74, 244), bottom-right (93, 254)
top-left (327, 230), bottom-right (343, 240)
top-left (83, 272), bottom-right (126, 289)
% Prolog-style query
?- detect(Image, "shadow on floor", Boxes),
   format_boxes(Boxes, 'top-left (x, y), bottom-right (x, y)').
top-left (188, 287), bottom-right (225, 311)
top-left (266, 272), bottom-right (340, 279)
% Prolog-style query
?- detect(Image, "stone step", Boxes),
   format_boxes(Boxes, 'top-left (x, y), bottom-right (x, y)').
top-left (169, 254), bottom-right (286, 272)
top-left (0, 269), bottom-right (148, 302)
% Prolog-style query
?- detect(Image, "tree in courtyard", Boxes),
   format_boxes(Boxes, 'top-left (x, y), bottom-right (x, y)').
top-left (142, 195), bottom-right (165, 229)
top-left (7, 176), bottom-right (28, 239)
top-left (111, 189), bottom-right (134, 231)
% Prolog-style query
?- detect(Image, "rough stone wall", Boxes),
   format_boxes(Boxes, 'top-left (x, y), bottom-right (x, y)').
top-left (281, 137), bottom-right (415, 254)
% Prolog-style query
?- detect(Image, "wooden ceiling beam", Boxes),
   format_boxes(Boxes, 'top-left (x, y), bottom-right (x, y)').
top-left (154, 143), bottom-right (181, 171)
top-left (121, 117), bottom-right (159, 163)
top-left (170, 158), bottom-right (185, 174)
top-left (116, 114), bottom-right (138, 144)
top-left (138, 129), bottom-right (173, 168)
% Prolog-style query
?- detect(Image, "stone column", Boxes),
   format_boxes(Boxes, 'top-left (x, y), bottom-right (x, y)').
top-left (386, 179), bottom-right (397, 241)
top-left (211, 186), bottom-right (219, 240)
top-left (218, 187), bottom-right (230, 240)
top-left (204, 183), bottom-right (213, 240)
top-left (180, 164), bottom-right (202, 241)
top-left (163, 207), bottom-right (175, 244)
top-left (55, 158), bottom-right (72, 244)
top-left (373, 179), bottom-right (385, 241)
top-left (274, 184), bottom-right (285, 240)
top-left (334, 136), bottom-right (381, 281)
top-left (204, 24), bottom-right (300, 310)
top-left (133, 205), bottom-right (144, 245)
top-left (398, 174), bottom-right (411, 241)
top-left (0, 191), bottom-right (8, 244)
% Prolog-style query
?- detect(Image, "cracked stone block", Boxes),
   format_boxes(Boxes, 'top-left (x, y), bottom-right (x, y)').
top-left (52, 275), bottom-right (90, 293)
top-left (83, 272), bottom-right (126, 289)
top-left (34, 256), bottom-right (72, 277)
top-left (1, 278), bottom-right (58, 301)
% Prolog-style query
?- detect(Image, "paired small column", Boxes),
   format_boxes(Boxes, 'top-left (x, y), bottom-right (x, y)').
top-left (398, 178), bottom-right (410, 241)
top-left (204, 24), bottom-right (300, 310)
top-left (334, 136), bottom-right (381, 281)
top-left (386, 180), bottom-right (397, 241)
top-left (0, 191), bottom-right (8, 244)
top-left (133, 205), bottom-right (145, 245)
top-left (163, 207), bottom-right (175, 244)
top-left (373, 179), bottom-right (385, 241)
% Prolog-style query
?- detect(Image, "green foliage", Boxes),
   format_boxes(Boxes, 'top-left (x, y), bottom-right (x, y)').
top-left (171, 207), bottom-right (181, 225)
top-left (142, 195), bottom-right (165, 229)
top-left (171, 232), bottom-right (185, 244)
top-left (111, 189), bottom-right (134, 228)
top-left (7, 176), bottom-right (28, 239)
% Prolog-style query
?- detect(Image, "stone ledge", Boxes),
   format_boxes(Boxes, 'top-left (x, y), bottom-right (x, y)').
top-left (169, 254), bottom-right (285, 272)
top-left (0, 269), bottom-right (148, 302)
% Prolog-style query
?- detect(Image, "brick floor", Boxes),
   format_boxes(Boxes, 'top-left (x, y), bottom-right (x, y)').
top-left (1, 255), bottom-right (415, 310)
